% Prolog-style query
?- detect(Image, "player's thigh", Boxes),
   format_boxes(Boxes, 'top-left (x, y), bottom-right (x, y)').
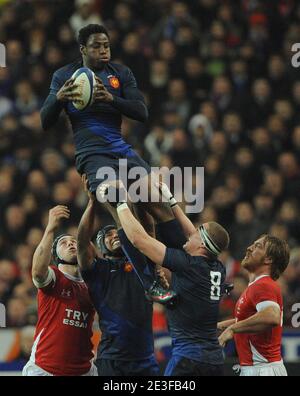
top-left (168, 357), bottom-right (199, 376)
top-left (96, 358), bottom-right (159, 376)
top-left (76, 154), bottom-right (119, 193)
top-left (198, 363), bottom-right (224, 376)
top-left (121, 359), bottom-right (159, 376)
top-left (96, 358), bottom-right (121, 376)
top-left (166, 357), bottom-right (224, 376)
top-left (127, 152), bottom-right (152, 179)
top-left (259, 364), bottom-right (288, 377)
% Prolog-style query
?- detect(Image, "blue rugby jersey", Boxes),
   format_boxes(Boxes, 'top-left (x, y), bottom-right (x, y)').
top-left (81, 256), bottom-right (154, 361)
top-left (40, 60), bottom-right (148, 159)
top-left (163, 248), bottom-right (226, 365)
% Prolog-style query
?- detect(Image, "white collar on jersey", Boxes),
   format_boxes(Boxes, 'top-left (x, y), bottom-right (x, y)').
top-left (248, 274), bottom-right (270, 286)
top-left (58, 266), bottom-right (84, 283)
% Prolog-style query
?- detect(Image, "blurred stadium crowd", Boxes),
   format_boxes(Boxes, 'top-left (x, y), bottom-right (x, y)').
top-left (1, 0), bottom-right (300, 361)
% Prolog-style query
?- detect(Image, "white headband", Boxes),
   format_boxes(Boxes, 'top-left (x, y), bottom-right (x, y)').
top-left (199, 225), bottom-right (222, 256)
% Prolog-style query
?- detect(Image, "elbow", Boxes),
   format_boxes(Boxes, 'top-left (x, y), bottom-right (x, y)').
top-left (41, 122), bottom-right (49, 132)
top-left (266, 308), bottom-right (281, 327)
top-left (32, 268), bottom-right (44, 282)
top-left (137, 104), bottom-right (149, 123)
top-left (40, 110), bottom-right (50, 131)
top-left (142, 106), bottom-right (149, 122)
top-left (270, 315), bottom-right (281, 327)
top-left (268, 320), bottom-right (280, 328)
top-left (141, 109), bottom-right (149, 122)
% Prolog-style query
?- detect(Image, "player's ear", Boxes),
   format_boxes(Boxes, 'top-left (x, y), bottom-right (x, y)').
top-left (80, 45), bottom-right (87, 57)
top-left (265, 256), bottom-right (272, 266)
top-left (199, 237), bottom-right (205, 248)
top-left (197, 232), bottom-right (204, 247)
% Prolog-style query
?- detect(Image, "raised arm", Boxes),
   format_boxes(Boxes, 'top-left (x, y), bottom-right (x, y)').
top-left (32, 206), bottom-right (70, 285)
top-left (77, 175), bottom-right (97, 271)
top-left (159, 182), bottom-right (196, 238)
top-left (117, 202), bottom-right (166, 266)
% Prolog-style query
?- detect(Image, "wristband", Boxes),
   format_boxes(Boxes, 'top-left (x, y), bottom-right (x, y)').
top-left (169, 195), bottom-right (177, 208)
top-left (117, 202), bottom-right (129, 213)
top-left (159, 183), bottom-right (177, 207)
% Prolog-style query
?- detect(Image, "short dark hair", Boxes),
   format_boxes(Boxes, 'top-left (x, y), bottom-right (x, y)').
top-left (78, 24), bottom-right (109, 46)
top-left (207, 222), bottom-right (230, 252)
top-left (263, 235), bottom-right (290, 280)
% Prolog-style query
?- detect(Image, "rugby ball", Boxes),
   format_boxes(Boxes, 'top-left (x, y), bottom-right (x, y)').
top-left (71, 67), bottom-right (96, 110)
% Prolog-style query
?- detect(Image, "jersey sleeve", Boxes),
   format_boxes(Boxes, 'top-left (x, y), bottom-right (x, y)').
top-left (162, 248), bottom-right (190, 273)
top-left (120, 66), bottom-right (145, 102)
top-left (41, 70), bottom-right (65, 130)
top-left (32, 267), bottom-right (56, 289)
top-left (121, 66), bottom-right (138, 91)
top-left (249, 282), bottom-right (281, 312)
top-left (32, 266), bottom-right (63, 295)
top-left (49, 70), bottom-right (65, 95)
top-left (110, 65), bottom-right (148, 122)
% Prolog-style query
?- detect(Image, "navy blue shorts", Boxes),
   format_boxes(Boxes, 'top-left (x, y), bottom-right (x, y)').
top-left (75, 150), bottom-right (151, 193)
top-left (96, 356), bottom-right (159, 376)
top-left (165, 356), bottom-right (224, 376)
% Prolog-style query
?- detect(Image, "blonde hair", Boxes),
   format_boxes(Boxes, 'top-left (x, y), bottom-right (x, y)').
top-left (263, 235), bottom-right (290, 280)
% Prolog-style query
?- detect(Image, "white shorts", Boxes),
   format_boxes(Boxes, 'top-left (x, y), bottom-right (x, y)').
top-left (240, 361), bottom-right (287, 377)
top-left (22, 361), bottom-right (98, 376)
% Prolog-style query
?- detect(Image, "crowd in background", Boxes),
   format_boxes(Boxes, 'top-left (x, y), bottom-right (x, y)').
top-left (0, 0), bottom-right (300, 358)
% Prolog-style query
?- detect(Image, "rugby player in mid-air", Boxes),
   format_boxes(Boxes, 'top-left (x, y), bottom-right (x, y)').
top-left (23, 206), bottom-right (96, 376)
top-left (40, 23), bottom-right (174, 223)
top-left (103, 183), bottom-right (230, 376)
top-left (218, 235), bottom-right (290, 376)
top-left (77, 176), bottom-right (174, 376)
top-left (40, 23), bottom-right (177, 301)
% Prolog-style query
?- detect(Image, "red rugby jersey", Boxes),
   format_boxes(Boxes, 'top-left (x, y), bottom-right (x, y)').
top-left (31, 266), bottom-right (95, 376)
top-left (234, 275), bottom-right (283, 366)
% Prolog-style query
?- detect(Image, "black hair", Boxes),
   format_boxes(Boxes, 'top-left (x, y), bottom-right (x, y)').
top-left (78, 24), bottom-right (109, 46)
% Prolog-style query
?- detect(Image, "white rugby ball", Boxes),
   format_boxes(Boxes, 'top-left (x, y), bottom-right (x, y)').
top-left (71, 67), bottom-right (96, 110)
